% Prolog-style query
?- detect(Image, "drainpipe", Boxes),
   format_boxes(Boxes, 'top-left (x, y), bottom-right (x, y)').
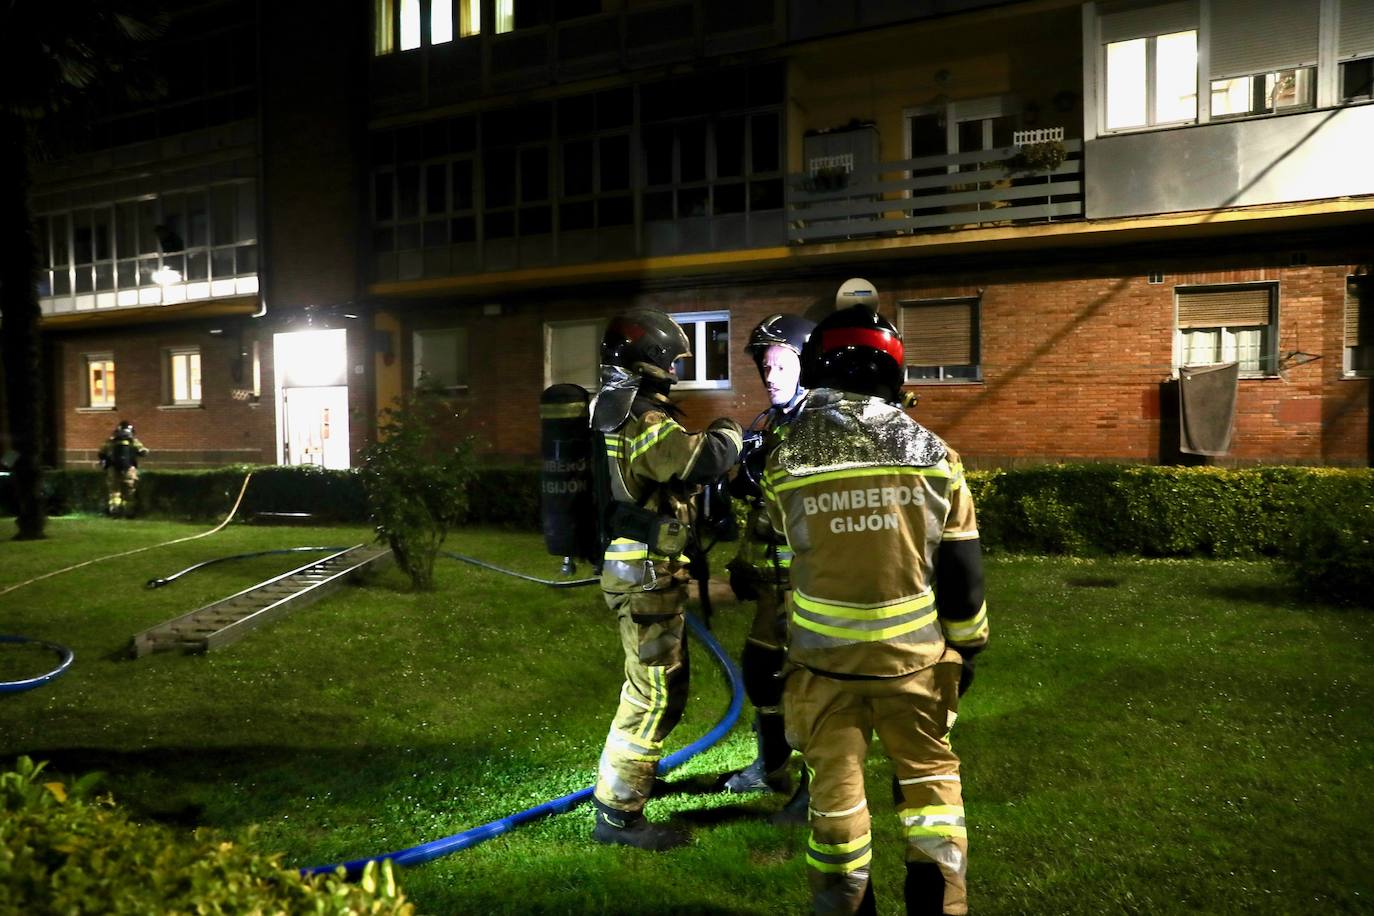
top-left (251, 0), bottom-right (268, 320)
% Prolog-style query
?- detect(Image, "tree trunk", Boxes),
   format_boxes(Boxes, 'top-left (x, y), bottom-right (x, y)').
top-left (0, 114), bottom-right (47, 540)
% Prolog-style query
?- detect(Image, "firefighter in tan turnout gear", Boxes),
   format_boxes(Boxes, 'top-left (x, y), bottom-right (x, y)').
top-left (762, 305), bottom-right (989, 915)
top-left (590, 308), bottom-right (744, 851)
top-left (97, 420), bottom-right (149, 517)
top-left (723, 314), bottom-right (815, 807)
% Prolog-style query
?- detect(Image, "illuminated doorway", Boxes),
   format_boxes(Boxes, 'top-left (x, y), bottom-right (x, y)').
top-left (273, 329), bottom-right (351, 469)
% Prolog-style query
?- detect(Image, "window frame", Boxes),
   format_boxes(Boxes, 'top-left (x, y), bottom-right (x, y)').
top-left (668, 309), bottom-right (732, 391)
top-left (84, 353), bottom-right (117, 409)
top-left (899, 297), bottom-right (982, 385)
top-left (165, 346), bottom-right (203, 406)
top-left (412, 326), bottom-right (470, 392)
top-left (544, 318), bottom-right (605, 391)
top-left (1172, 282), bottom-right (1279, 379)
top-left (1340, 56), bottom-right (1374, 103)
top-left (1100, 29), bottom-right (1199, 133)
top-left (1210, 65), bottom-right (1317, 120)
top-left (1345, 274), bottom-right (1373, 378)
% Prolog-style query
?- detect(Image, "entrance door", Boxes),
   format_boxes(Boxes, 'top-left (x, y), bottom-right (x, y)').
top-left (274, 329), bottom-right (351, 469)
top-left (282, 385), bottom-right (350, 468)
top-left (905, 97), bottom-right (1019, 218)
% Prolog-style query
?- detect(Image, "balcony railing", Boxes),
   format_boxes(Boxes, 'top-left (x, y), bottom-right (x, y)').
top-left (786, 139), bottom-right (1083, 244)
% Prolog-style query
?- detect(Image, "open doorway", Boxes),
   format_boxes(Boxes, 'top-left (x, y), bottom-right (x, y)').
top-left (273, 329), bottom-right (351, 469)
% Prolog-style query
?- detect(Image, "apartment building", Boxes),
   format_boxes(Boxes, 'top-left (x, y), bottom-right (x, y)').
top-left (23, 0), bottom-right (1374, 469)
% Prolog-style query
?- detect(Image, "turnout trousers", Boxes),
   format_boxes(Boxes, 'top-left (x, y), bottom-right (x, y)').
top-left (105, 466), bottom-right (138, 515)
top-left (593, 583), bottom-right (692, 816)
top-left (784, 649), bottom-right (968, 915)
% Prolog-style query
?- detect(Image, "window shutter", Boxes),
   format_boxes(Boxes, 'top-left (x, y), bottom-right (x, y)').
top-left (1099, 0), bottom-right (1196, 43)
top-left (1348, 276), bottom-right (1372, 347)
top-left (1177, 286), bottom-right (1272, 329)
top-left (902, 301), bottom-right (974, 366)
top-left (1210, 0), bottom-right (1320, 78)
top-left (1341, 0), bottom-right (1374, 60)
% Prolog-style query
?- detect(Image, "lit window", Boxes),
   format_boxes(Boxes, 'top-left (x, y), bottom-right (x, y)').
top-left (432, 0), bottom-right (454, 43)
top-left (86, 355), bottom-right (117, 408)
top-left (545, 319), bottom-right (604, 390)
top-left (670, 310), bottom-right (730, 390)
top-left (1175, 285), bottom-right (1277, 377)
top-left (461, 0), bottom-right (481, 36)
top-left (1346, 275), bottom-right (1374, 378)
top-left (400, 0), bottom-right (421, 50)
top-left (900, 298), bottom-right (981, 383)
top-left (375, 0), bottom-right (395, 54)
top-left (167, 348), bottom-right (202, 405)
top-left (1211, 67), bottom-right (1316, 118)
top-left (1104, 30), bottom-right (1197, 130)
top-left (495, 0), bottom-right (513, 33)
top-left (413, 327), bottom-right (469, 390)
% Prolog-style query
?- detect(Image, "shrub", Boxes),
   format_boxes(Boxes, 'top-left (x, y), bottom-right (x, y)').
top-left (1280, 499), bottom-right (1374, 608)
top-left (0, 756), bottom-right (413, 915)
top-left (360, 393), bottom-right (477, 590)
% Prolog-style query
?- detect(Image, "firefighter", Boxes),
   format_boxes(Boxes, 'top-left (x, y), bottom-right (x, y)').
top-left (97, 420), bottom-right (149, 517)
top-left (723, 314), bottom-right (815, 809)
top-left (762, 306), bottom-right (989, 915)
top-left (590, 308), bottom-right (744, 851)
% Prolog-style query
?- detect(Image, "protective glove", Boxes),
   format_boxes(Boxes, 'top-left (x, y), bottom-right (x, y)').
top-left (727, 560), bottom-right (758, 601)
top-left (957, 654), bottom-right (976, 697)
top-left (708, 416), bottom-right (744, 437)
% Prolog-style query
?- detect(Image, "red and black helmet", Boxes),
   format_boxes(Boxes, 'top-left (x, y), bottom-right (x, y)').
top-left (800, 306), bottom-right (905, 403)
top-left (600, 308), bottom-right (692, 383)
top-left (745, 313), bottom-right (816, 359)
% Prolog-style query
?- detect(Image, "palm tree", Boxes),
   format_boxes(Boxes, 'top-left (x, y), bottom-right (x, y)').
top-left (0, 1), bottom-right (165, 538)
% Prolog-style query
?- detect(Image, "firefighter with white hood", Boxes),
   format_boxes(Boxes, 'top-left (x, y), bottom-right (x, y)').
top-left (762, 305), bottom-right (989, 914)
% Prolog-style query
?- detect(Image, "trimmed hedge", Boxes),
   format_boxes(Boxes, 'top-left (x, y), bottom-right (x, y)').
top-left (0, 756), bottom-right (413, 915)
top-left (22, 462), bottom-right (1374, 564)
top-left (966, 465), bottom-right (1374, 559)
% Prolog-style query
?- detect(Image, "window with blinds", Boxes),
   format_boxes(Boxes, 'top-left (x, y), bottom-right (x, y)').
top-left (900, 298), bottom-right (980, 382)
top-left (1346, 275), bottom-right (1374, 376)
top-left (1175, 284), bottom-right (1277, 375)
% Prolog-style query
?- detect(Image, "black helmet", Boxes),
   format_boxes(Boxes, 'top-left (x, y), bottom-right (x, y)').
top-left (601, 309), bottom-right (692, 383)
top-left (745, 313), bottom-right (816, 360)
top-left (114, 421), bottom-right (135, 438)
top-left (800, 306), bottom-right (905, 403)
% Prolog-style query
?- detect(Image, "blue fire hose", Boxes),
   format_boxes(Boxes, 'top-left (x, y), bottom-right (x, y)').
top-left (302, 612), bottom-right (744, 877)
top-left (0, 635), bottom-right (75, 694)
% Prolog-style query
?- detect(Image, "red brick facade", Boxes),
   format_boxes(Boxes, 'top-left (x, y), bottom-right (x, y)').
top-left (385, 237), bottom-right (1371, 468)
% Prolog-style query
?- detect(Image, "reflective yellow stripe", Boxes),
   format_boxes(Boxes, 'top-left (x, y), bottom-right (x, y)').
top-left (539, 402), bottom-right (587, 419)
top-left (768, 464), bottom-right (952, 494)
top-left (905, 824), bottom-right (967, 839)
top-left (794, 589), bottom-right (933, 621)
top-left (791, 609), bottom-right (938, 642)
top-left (942, 602), bottom-right (988, 643)
top-left (900, 805), bottom-right (964, 819)
top-left (605, 537), bottom-right (648, 561)
top-left (942, 529), bottom-right (980, 541)
top-left (808, 832), bottom-right (872, 855)
top-left (629, 420), bottom-right (681, 461)
top-left (638, 665), bottom-right (668, 742)
top-left (806, 848), bottom-right (872, 874)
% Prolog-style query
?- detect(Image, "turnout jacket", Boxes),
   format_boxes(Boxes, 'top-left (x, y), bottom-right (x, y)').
top-left (600, 393), bottom-right (743, 594)
top-left (99, 435), bottom-right (148, 471)
top-left (730, 399), bottom-right (803, 577)
top-left (762, 389), bottom-right (989, 678)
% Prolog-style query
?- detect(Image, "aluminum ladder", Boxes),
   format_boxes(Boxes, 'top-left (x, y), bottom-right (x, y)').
top-left (130, 544), bottom-right (392, 657)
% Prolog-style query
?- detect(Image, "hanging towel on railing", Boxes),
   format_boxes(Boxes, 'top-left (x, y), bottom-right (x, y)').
top-left (1178, 362), bottom-right (1239, 456)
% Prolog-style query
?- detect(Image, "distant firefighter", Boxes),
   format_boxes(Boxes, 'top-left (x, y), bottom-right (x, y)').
top-left (98, 420), bottom-right (149, 517)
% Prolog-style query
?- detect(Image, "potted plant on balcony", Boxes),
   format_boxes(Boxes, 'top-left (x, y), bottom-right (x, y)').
top-left (1007, 138), bottom-right (1067, 174)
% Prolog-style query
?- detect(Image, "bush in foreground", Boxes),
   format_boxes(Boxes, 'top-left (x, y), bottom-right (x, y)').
top-left (1280, 499), bottom-right (1374, 608)
top-left (0, 757), bottom-right (413, 915)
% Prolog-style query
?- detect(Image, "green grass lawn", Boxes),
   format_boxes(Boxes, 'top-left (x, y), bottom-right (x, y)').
top-left (2, 516), bottom-right (1371, 915)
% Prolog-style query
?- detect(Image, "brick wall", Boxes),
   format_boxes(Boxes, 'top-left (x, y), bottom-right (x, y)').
top-left (382, 238), bottom-right (1370, 468)
top-left (54, 321), bottom-right (276, 469)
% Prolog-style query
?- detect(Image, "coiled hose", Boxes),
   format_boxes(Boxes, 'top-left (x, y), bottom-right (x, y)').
top-left (0, 635), bottom-right (75, 694)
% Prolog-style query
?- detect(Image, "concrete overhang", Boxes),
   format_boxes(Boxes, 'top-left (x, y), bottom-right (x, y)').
top-left (368, 196), bottom-right (1374, 301)
top-left (39, 296), bottom-right (260, 331)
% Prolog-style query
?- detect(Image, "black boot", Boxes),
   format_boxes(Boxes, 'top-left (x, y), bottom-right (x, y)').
top-left (768, 766), bottom-right (809, 826)
top-left (590, 800), bottom-right (689, 851)
top-left (856, 879), bottom-right (877, 916)
top-left (904, 861), bottom-right (946, 915)
top-left (724, 713), bottom-right (790, 793)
